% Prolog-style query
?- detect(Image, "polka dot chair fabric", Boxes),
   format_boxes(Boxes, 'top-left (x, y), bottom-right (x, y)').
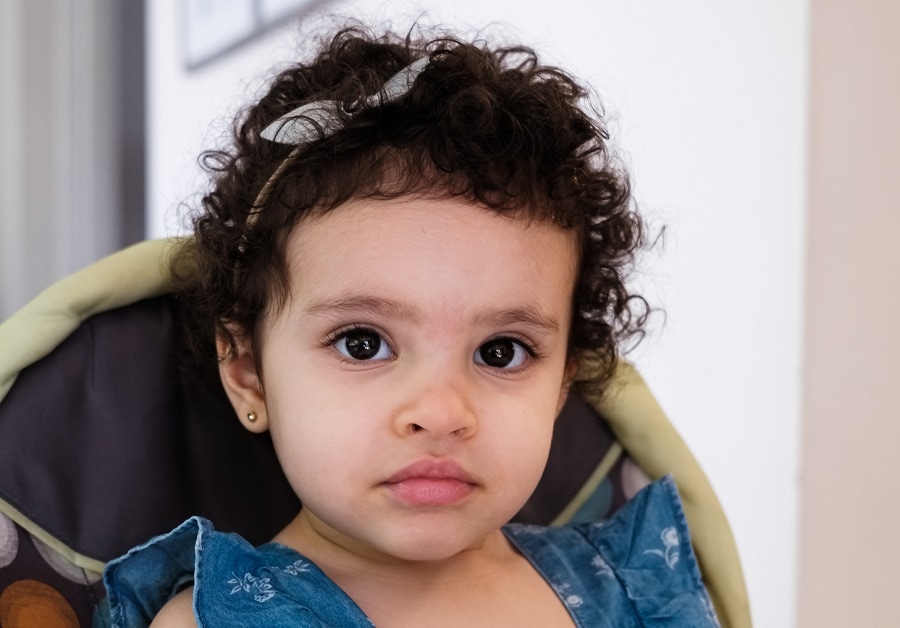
top-left (0, 513), bottom-right (105, 627)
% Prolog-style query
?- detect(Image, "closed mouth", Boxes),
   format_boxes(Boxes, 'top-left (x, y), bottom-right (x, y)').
top-left (382, 458), bottom-right (476, 506)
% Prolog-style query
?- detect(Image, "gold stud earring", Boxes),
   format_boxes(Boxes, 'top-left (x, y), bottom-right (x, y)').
top-left (247, 411), bottom-right (257, 423)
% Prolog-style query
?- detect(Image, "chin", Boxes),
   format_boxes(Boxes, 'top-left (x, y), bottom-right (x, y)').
top-left (375, 526), bottom-right (491, 563)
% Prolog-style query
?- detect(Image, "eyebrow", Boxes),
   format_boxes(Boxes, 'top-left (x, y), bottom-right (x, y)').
top-left (304, 294), bottom-right (560, 333)
top-left (473, 306), bottom-right (561, 333)
top-left (303, 294), bottom-right (422, 322)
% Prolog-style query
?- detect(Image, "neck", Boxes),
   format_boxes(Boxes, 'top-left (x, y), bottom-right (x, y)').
top-left (274, 508), bottom-right (514, 579)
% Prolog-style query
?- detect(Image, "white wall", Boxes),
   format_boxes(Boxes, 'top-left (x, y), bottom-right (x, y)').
top-left (148, 2), bottom-right (808, 625)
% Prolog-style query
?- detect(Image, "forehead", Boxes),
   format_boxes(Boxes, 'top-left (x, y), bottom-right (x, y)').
top-left (281, 196), bottom-right (578, 320)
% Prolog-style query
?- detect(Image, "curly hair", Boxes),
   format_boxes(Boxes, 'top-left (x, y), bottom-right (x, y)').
top-left (171, 25), bottom-right (647, 394)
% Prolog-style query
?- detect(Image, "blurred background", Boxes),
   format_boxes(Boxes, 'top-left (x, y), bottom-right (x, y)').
top-left (1, 1), bottom-right (897, 626)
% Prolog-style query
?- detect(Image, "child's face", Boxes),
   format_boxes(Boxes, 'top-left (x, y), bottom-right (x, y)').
top-left (222, 195), bottom-right (578, 563)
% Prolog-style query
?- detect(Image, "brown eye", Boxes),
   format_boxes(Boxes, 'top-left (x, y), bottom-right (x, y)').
top-left (475, 338), bottom-right (529, 369)
top-left (334, 329), bottom-right (393, 361)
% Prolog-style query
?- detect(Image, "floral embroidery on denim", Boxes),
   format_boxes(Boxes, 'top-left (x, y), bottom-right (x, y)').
top-left (228, 572), bottom-right (276, 602)
top-left (228, 560), bottom-right (315, 603)
top-left (643, 526), bottom-right (680, 569)
top-left (282, 559), bottom-right (311, 576)
top-left (552, 581), bottom-right (584, 608)
top-left (591, 555), bottom-right (614, 578)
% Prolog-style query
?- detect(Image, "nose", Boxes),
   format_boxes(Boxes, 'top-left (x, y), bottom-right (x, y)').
top-left (392, 372), bottom-right (478, 441)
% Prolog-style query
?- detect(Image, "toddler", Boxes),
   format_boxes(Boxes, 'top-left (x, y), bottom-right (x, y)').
top-left (104, 24), bottom-right (719, 627)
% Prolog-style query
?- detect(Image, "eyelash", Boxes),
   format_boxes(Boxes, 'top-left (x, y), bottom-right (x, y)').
top-left (476, 335), bottom-right (542, 373)
top-left (321, 326), bottom-right (544, 372)
top-left (322, 324), bottom-right (394, 360)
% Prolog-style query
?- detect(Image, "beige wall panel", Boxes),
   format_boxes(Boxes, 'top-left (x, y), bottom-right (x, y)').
top-left (799, 1), bottom-right (900, 625)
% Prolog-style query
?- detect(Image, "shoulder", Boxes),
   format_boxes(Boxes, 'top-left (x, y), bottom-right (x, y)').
top-left (105, 517), bottom-right (373, 626)
top-left (104, 517), bottom-right (244, 627)
top-left (580, 476), bottom-right (719, 624)
top-left (150, 587), bottom-right (197, 627)
top-left (506, 477), bottom-right (720, 626)
top-left (574, 475), bottom-right (700, 575)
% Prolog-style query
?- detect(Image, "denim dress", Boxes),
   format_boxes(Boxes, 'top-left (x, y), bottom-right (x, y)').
top-left (104, 476), bottom-right (718, 627)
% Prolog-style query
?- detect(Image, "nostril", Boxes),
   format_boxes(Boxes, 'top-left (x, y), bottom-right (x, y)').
top-left (438, 428), bottom-right (466, 442)
top-left (410, 424), bottom-right (424, 433)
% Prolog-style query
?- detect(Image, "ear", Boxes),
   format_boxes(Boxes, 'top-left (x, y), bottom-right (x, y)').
top-left (217, 330), bottom-right (269, 433)
top-left (556, 358), bottom-right (578, 416)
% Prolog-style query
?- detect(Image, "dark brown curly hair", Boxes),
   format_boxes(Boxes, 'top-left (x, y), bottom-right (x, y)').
top-left (172, 25), bottom-right (647, 394)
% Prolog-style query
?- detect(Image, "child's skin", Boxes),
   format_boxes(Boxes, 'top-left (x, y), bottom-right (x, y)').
top-left (153, 194), bottom-right (580, 626)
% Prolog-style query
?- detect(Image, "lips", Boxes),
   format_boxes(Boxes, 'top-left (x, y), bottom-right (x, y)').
top-left (382, 459), bottom-right (476, 506)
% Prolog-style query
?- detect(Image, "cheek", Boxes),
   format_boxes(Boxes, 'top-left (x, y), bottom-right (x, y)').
top-left (487, 422), bottom-right (554, 513)
top-left (484, 391), bottom-right (557, 468)
top-left (268, 418), bottom-right (366, 502)
top-left (263, 381), bottom-right (367, 475)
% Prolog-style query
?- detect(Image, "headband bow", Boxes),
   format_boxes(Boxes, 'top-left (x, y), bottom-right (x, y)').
top-left (260, 56), bottom-right (430, 145)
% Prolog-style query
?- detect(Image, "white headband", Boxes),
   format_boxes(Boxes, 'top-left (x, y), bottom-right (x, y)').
top-left (259, 56), bottom-right (430, 145)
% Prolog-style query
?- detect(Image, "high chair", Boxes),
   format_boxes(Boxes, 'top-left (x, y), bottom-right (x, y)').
top-left (0, 239), bottom-right (751, 627)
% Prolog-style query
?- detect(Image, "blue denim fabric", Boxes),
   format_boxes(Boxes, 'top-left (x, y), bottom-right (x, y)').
top-left (104, 476), bottom-right (718, 627)
top-left (503, 476), bottom-right (719, 626)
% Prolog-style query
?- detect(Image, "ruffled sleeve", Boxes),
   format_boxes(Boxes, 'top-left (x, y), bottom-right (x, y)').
top-left (585, 476), bottom-right (720, 625)
top-left (103, 517), bottom-right (211, 628)
top-left (504, 476), bottom-right (720, 627)
top-left (103, 516), bottom-right (373, 628)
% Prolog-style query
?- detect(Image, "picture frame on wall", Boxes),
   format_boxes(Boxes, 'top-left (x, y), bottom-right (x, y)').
top-left (183, 0), bottom-right (328, 70)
